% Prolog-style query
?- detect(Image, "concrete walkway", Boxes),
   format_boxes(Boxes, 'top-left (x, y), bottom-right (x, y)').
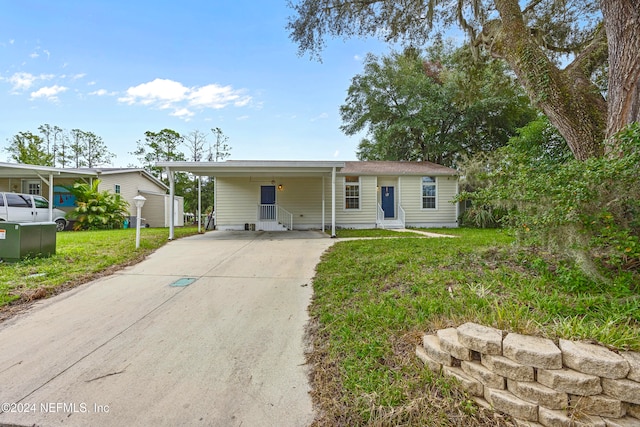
top-left (0, 231), bottom-right (334, 427)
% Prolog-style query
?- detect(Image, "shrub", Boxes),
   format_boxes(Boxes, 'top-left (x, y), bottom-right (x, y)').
top-left (65, 180), bottom-right (130, 230)
top-left (458, 122), bottom-right (640, 282)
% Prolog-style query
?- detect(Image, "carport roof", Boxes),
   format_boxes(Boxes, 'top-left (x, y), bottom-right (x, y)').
top-left (0, 162), bottom-right (96, 179)
top-left (156, 160), bottom-right (346, 177)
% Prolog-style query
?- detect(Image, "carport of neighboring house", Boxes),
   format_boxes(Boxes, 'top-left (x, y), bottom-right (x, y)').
top-left (157, 161), bottom-right (345, 239)
top-left (0, 162), bottom-right (95, 223)
top-left (0, 162), bottom-right (183, 229)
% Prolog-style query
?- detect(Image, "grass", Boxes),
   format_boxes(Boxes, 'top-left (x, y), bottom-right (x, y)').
top-left (2, 226), bottom-right (637, 425)
top-left (307, 228), bottom-right (639, 426)
top-left (0, 227), bottom-right (200, 311)
top-left (330, 228), bottom-right (421, 238)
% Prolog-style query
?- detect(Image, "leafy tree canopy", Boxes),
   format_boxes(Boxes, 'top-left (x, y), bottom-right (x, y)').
top-left (288, 0), bottom-right (640, 160)
top-left (342, 43), bottom-right (536, 166)
top-left (4, 131), bottom-right (54, 166)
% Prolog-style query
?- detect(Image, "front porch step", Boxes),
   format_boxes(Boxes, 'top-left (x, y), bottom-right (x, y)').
top-left (256, 221), bottom-right (289, 231)
top-left (379, 220), bottom-right (404, 229)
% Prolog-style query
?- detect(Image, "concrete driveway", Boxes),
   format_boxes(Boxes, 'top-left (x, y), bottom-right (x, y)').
top-left (0, 230), bottom-right (335, 427)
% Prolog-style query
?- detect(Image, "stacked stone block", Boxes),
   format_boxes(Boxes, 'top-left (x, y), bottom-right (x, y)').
top-left (416, 322), bottom-right (640, 426)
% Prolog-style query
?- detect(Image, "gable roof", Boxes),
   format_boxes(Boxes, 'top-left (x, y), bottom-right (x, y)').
top-left (76, 168), bottom-right (168, 191)
top-left (339, 161), bottom-right (458, 176)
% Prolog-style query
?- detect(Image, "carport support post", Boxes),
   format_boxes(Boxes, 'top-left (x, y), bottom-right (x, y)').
top-left (197, 175), bottom-right (202, 233)
top-left (167, 167), bottom-right (175, 240)
top-left (331, 167), bottom-right (336, 237)
top-left (321, 176), bottom-right (325, 233)
top-left (48, 173), bottom-right (54, 221)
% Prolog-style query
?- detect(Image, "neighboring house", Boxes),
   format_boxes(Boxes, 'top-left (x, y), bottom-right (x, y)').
top-left (158, 160), bottom-right (459, 237)
top-left (0, 163), bottom-right (184, 228)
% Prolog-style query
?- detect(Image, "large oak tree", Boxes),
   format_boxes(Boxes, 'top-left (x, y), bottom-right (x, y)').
top-left (287, 0), bottom-right (640, 160)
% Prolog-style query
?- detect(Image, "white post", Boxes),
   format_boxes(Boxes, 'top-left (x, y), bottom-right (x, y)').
top-left (197, 175), bottom-right (202, 233)
top-left (331, 167), bottom-right (336, 237)
top-left (48, 173), bottom-right (54, 221)
top-left (133, 195), bottom-right (146, 249)
top-left (167, 167), bottom-right (175, 240)
top-left (321, 176), bottom-right (325, 233)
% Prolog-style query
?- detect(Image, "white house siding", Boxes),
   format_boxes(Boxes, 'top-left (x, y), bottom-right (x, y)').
top-left (163, 195), bottom-right (185, 227)
top-left (98, 172), bottom-right (163, 216)
top-left (138, 193), bottom-right (165, 227)
top-left (215, 177), bottom-right (264, 229)
top-left (275, 178), bottom-right (324, 229)
top-left (216, 177), bottom-right (327, 230)
top-left (400, 175), bottom-right (458, 227)
top-left (331, 175), bottom-right (378, 228)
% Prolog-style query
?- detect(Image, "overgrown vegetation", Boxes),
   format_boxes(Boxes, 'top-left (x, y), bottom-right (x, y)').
top-left (65, 179), bottom-right (130, 230)
top-left (0, 227), bottom-right (199, 312)
top-left (308, 229), bottom-right (639, 426)
top-left (458, 122), bottom-right (640, 283)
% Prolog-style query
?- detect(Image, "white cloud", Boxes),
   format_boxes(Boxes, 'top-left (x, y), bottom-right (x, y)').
top-left (170, 108), bottom-right (195, 120)
top-left (354, 54), bottom-right (362, 61)
top-left (30, 84), bottom-right (68, 101)
top-left (6, 72), bottom-right (54, 92)
top-left (119, 78), bottom-right (252, 119)
top-left (7, 72), bottom-right (37, 91)
top-left (30, 52), bottom-right (39, 59)
top-left (333, 150), bottom-right (340, 158)
top-left (89, 89), bottom-right (115, 96)
top-left (236, 115), bottom-right (249, 121)
top-left (71, 73), bottom-right (86, 80)
top-left (310, 112), bottom-right (329, 122)
top-left (119, 78), bottom-right (189, 105)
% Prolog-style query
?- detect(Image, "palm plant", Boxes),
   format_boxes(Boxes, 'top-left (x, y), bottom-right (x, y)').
top-left (65, 180), bottom-right (129, 230)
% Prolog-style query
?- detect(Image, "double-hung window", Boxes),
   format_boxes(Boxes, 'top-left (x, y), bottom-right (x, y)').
top-left (422, 176), bottom-right (436, 209)
top-left (344, 176), bottom-right (360, 209)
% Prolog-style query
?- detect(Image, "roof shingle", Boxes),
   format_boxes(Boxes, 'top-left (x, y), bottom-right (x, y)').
top-left (339, 161), bottom-right (458, 176)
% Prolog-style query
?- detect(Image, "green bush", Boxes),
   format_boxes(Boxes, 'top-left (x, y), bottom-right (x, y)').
top-left (65, 180), bottom-right (130, 230)
top-left (458, 123), bottom-right (640, 282)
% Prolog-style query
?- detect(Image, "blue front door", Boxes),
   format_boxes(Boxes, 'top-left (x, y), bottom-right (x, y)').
top-left (260, 185), bottom-right (276, 219)
top-left (381, 186), bottom-right (394, 218)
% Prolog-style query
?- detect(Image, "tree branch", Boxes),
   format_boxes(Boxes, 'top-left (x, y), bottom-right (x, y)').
top-left (565, 24), bottom-right (608, 78)
top-left (522, 0), bottom-right (545, 15)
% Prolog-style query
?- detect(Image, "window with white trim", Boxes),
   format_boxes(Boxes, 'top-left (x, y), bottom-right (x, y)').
top-left (422, 176), bottom-right (436, 209)
top-left (114, 184), bottom-right (121, 194)
top-left (344, 176), bottom-right (360, 209)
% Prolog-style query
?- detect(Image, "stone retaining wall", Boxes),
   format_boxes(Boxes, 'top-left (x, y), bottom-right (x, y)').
top-left (416, 322), bottom-right (640, 426)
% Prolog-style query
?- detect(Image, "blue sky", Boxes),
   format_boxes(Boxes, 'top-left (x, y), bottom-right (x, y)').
top-left (0, 1), bottom-right (397, 167)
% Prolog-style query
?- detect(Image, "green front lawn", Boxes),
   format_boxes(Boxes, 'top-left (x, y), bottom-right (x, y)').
top-left (308, 228), bottom-right (639, 426)
top-left (0, 227), bottom-right (199, 308)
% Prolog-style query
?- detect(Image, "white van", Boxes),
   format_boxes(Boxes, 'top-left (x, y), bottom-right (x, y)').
top-left (0, 192), bottom-right (68, 231)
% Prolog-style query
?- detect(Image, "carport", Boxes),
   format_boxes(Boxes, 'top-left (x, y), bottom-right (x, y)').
top-left (156, 160), bottom-right (345, 239)
top-left (0, 162), bottom-right (96, 221)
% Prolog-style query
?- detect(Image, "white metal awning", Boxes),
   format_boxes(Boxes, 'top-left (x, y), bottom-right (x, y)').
top-left (156, 160), bottom-right (344, 239)
top-left (156, 160), bottom-right (345, 177)
top-left (0, 162), bottom-right (98, 222)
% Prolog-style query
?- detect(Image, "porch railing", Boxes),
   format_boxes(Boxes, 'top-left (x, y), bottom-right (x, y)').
top-left (398, 204), bottom-right (406, 228)
top-left (277, 205), bottom-right (293, 230)
top-left (259, 203), bottom-right (276, 220)
top-left (257, 204), bottom-right (293, 230)
top-left (377, 204), bottom-right (385, 228)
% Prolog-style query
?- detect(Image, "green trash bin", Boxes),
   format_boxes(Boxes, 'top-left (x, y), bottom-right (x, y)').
top-left (0, 222), bottom-right (56, 263)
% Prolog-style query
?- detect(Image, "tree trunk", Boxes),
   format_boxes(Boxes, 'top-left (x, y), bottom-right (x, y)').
top-left (489, 0), bottom-right (607, 160)
top-left (601, 0), bottom-right (640, 144)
